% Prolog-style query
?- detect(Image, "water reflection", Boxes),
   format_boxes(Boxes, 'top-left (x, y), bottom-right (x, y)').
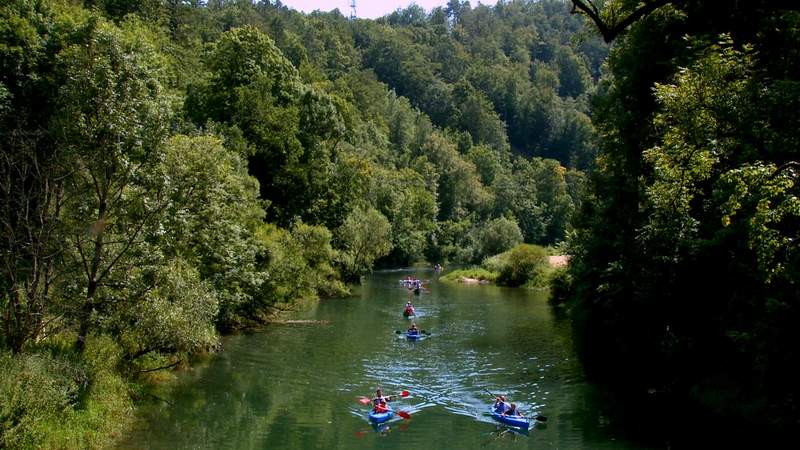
top-left (119, 270), bottom-right (647, 450)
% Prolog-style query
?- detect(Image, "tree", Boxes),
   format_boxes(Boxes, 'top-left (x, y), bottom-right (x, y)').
top-left (476, 216), bottom-right (523, 260)
top-left (336, 206), bottom-right (392, 281)
top-left (53, 19), bottom-right (172, 352)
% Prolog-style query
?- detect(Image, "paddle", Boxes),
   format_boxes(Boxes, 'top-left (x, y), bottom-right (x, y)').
top-left (484, 389), bottom-right (547, 422)
top-left (395, 330), bottom-right (431, 335)
top-left (357, 390), bottom-right (410, 405)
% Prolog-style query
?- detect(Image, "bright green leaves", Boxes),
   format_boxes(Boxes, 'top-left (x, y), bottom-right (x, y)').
top-left (643, 39), bottom-right (756, 257)
top-left (159, 135), bottom-right (265, 328)
top-left (716, 163), bottom-right (800, 282)
top-left (255, 222), bottom-right (346, 307)
top-left (206, 25), bottom-right (300, 102)
top-left (336, 206), bottom-right (393, 282)
top-left (117, 259), bottom-right (219, 358)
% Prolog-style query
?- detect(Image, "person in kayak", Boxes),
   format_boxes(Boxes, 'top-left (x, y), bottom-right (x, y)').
top-left (373, 399), bottom-right (390, 413)
top-left (494, 395), bottom-right (510, 413)
top-left (372, 389), bottom-right (393, 408)
top-left (404, 301), bottom-right (415, 316)
top-left (407, 323), bottom-right (420, 335)
top-left (503, 403), bottom-right (523, 417)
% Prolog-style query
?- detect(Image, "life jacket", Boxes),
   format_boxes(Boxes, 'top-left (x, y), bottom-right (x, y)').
top-left (374, 402), bottom-right (389, 413)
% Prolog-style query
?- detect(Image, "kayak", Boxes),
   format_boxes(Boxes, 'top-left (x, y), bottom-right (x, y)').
top-left (489, 406), bottom-right (530, 429)
top-left (403, 308), bottom-right (415, 317)
top-left (368, 406), bottom-right (394, 423)
top-left (406, 331), bottom-right (422, 340)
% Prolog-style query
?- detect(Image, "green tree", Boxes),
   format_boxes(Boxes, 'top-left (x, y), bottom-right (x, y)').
top-left (475, 216), bottom-right (523, 260)
top-left (53, 18), bottom-right (171, 352)
top-left (336, 206), bottom-right (393, 281)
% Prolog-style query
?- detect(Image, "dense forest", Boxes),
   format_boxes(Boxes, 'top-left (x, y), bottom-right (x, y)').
top-left (0, 0), bottom-right (603, 447)
top-left (5, 0), bottom-right (798, 447)
top-left (555, 0), bottom-right (800, 437)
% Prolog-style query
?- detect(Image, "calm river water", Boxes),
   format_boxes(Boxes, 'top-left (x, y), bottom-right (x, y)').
top-left (119, 269), bottom-right (656, 449)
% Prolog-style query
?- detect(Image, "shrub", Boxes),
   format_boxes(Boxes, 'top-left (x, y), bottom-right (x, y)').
top-left (0, 336), bottom-right (133, 449)
top-left (439, 267), bottom-right (498, 283)
top-left (0, 351), bottom-right (86, 448)
top-left (475, 216), bottom-right (523, 260)
top-left (495, 244), bottom-right (549, 287)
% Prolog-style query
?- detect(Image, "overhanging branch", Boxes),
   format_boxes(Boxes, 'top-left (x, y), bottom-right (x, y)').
top-left (571, 0), bottom-right (673, 43)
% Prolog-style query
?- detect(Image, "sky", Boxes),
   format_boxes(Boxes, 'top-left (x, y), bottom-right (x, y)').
top-left (279, 1), bottom-right (451, 19)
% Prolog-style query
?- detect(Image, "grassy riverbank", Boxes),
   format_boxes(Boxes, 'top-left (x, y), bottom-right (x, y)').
top-left (440, 244), bottom-right (562, 288)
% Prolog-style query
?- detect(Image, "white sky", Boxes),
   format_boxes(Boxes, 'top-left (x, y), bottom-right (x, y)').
top-left (280, 1), bottom-right (451, 19)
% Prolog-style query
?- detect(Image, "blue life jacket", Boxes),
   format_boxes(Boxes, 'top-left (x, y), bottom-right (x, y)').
top-left (494, 401), bottom-right (510, 413)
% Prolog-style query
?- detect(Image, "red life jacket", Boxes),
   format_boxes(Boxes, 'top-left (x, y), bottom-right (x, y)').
top-left (374, 402), bottom-right (389, 413)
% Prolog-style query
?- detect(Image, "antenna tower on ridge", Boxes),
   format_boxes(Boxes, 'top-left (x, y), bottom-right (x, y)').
top-left (349, 0), bottom-right (357, 20)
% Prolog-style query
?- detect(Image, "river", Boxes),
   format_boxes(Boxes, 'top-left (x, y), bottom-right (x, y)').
top-left (119, 269), bottom-right (653, 449)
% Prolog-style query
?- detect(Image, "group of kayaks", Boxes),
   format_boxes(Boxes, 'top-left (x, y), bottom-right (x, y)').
top-left (363, 273), bottom-right (539, 432)
top-left (368, 401), bottom-right (533, 429)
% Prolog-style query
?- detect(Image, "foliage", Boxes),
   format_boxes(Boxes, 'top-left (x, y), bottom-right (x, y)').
top-left (564, 0), bottom-right (800, 427)
top-left (0, 0), bottom-right (598, 444)
top-left (0, 336), bottom-right (131, 449)
top-left (336, 206), bottom-right (393, 282)
top-left (439, 267), bottom-right (498, 283)
top-left (255, 222), bottom-right (347, 310)
top-left (491, 244), bottom-right (550, 287)
top-left (475, 216), bottom-right (523, 259)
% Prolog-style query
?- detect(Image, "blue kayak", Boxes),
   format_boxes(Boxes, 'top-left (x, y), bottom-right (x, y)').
top-left (368, 406), bottom-right (394, 423)
top-left (406, 331), bottom-right (422, 340)
top-left (489, 406), bottom-right (530, 429)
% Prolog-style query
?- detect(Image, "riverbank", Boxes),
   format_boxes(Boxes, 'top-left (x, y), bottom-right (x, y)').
top-left (442, 246), bottom-right (569, 287)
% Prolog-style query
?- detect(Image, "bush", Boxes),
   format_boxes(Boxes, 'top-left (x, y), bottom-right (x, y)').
top-left (495, 244), bottom-right (549, 287)
top-left (0, 336), bottom-right (133, 449)
top-left (439, 267), bottom-right (498, 283)
top-left (475, 216), bottom-right (523, 260)
top-left (548, 266), bottom-right (572, 308)
top-left (0, 351), bottom-right (86, 448)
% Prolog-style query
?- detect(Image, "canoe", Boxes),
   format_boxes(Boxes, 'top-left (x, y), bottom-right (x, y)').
top-left (368, 406), bottom-right (394, 423)
top-left (489, 407), bottom-right (530, 429)
top-left (406, 331), bottom-right (422, 340)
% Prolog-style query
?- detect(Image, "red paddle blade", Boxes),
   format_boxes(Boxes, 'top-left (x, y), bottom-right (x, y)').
top-left (397, 410), bottom-right (411, 419)
top-left (357, 397), bottom-right (371, 405)
top-left (400, 390), bottom-right (410, 397)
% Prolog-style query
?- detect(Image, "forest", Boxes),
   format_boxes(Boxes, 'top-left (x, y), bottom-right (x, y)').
top-left (555, 0), bottom-right (800, 437)
top-left (2, 0), bottom-right (799, 447)
top-left (1, 0), bottom-right (601, 447)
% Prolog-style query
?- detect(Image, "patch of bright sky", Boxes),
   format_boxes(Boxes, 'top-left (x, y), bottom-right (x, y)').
top-left (279, 1), bottom-right (451, 19)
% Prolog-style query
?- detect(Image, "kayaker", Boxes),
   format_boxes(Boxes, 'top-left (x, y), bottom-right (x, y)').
top-left (407, 323), bottom-right (420, 335)
top-left (503, 403), bottom-right (523, 417)
top-left (372, 389), bottom-right (393, 407)
top-left (494, 395), bottom-right (510, 413)
top-left (373, 399), bottom-right (390, 413)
